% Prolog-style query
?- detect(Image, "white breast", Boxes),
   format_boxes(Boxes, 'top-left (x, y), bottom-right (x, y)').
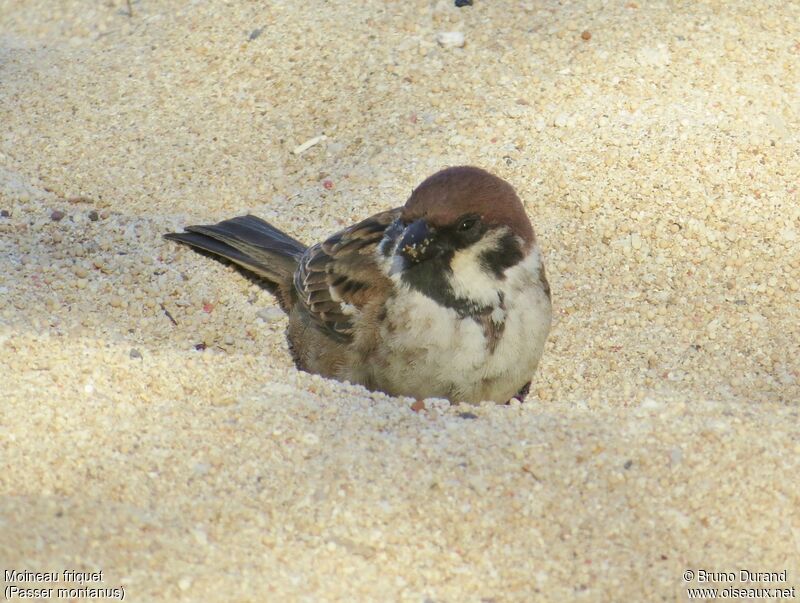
top-left (374, 248), bottom-right (551, 403)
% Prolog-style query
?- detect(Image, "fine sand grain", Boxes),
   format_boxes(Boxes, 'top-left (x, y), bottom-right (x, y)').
top-left (1, 1), bottom-right (799, 601)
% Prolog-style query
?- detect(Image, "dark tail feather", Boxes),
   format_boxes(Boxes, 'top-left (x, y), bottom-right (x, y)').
top-left (164, 215), bottom-right (307, 308)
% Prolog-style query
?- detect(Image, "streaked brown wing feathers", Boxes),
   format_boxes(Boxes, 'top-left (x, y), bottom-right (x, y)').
top-left (294, 209), bottom-right (400, 338)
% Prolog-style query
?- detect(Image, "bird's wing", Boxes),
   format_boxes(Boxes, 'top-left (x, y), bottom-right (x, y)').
top-left (294, 208), bottom-right (401, 338)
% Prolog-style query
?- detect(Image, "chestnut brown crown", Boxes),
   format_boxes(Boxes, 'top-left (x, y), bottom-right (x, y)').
top-left (401, 166), bottom-right (535, 251)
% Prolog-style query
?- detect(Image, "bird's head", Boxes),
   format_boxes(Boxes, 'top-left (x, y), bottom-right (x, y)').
top-left (381, 166), bottom-right (537, 309)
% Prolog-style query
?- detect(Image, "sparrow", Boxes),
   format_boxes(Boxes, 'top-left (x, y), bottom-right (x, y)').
top-left (164, 166), bottom-right (552, 404)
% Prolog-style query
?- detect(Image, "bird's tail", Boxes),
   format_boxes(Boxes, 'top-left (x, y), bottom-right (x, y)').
top-left (164, 215), bottom-right (306, 309)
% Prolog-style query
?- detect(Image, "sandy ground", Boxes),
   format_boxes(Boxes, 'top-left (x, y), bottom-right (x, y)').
top-left (1, 1), bottom-right (799, 601)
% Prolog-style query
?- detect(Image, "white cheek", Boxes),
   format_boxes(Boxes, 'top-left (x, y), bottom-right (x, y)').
top-left (447, 231), bottom-right (506, 306)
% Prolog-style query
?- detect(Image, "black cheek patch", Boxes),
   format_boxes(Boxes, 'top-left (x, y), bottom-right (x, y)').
top-left (479, 232), bottom-right (524, 279)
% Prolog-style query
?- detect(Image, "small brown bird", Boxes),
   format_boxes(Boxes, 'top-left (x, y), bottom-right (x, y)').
top-left (165, 166), bottom-right (551, 404)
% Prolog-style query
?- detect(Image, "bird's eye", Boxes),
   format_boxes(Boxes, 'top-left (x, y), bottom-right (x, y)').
top-left (458, 217), bottom-right (479, 232)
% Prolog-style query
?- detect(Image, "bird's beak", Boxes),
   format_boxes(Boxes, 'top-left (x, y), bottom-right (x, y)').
top-left (398, 219), bottom-right (436, 264)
